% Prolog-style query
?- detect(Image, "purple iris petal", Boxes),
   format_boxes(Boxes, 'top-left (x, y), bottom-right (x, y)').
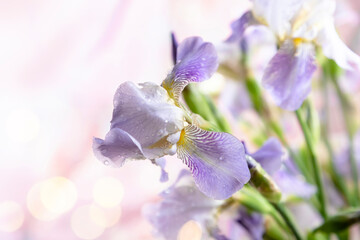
top-left (143, 170), bottom-right (219, 240)
top-left (236, 208), bottom-right (264, 240)
top-left (109, 81), bottom-right (184, 159)
top-left (272, 166), bottom-right (316, 199)
top-left (93, 128), bottom-right (145, 167)
top-left (162, 37), bottom-right (218, 102)
top-left (262, 40), bottom-right (316, 111)
top-left (177, 125), bottom-right (251, 199)
top-left (249, 137), bottom-right (284, 175)
top-left (335, 130), bottom-right (360, 178)
top-left (226, 11), bottom-right (259, 43)
top-left (171, 32), bottom-right (178, 64)
top-left (155, 158), bottom-right (169, 182)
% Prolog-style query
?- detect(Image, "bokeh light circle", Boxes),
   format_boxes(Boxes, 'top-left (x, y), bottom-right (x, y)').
top-left (0, 201), bottom-right (24, 232)
top-left (71, 205), bottom-right (105, 240)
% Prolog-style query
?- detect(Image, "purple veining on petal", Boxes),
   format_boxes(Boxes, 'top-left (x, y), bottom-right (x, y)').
top-left (162, 37), bottom-right (218, 102)
top-left (92, 128), bottom-right (145, 167)
top-left (249, 137), bottom-right (284, 175)
top-left (236, 207), bottom-right (264, 240)
top-left (262, 40), bottom-right (316, 111)
top-left (177, 125), bottom-right (251, 199)
top-left (143, 170), bottom-right (219, 240)
top-left (226, 11), bottom-right (259, 43)
top-left (155, 158), bottom-right (169, 182)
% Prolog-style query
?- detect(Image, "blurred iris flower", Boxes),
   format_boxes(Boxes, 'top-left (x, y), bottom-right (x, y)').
top-left (229, 0), bottom-right (360, 110)
top-left (248, 138), bottom-right (316, 199)
top-left (144, 170), bottom-right (263, 240)
top-left (93, 37), bottom-right (250, 199)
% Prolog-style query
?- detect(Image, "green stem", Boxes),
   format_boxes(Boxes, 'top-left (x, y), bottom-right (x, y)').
top-left (330, 75), bottom-right (360, 205)
top-left (295, 109), bottom-right (328, 219)
top-left (272, 203), bottom-right (303, 240)
top-left (321, 72), bottom-right (354, 206)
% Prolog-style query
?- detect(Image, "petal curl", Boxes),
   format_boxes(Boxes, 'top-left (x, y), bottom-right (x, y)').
top-left (316, 23), bottom-right (360, 71)
top-left (155, 158), bottom-right (169, 182)
top-left (177, 125), bottom-right (250, 199)
top-left (93, 128), bottom-right (145, 167)
top-left (262, 40), bottom-right (316, 111)
top-left (110, 81), bottom-right (185, 159)
top-left (249, 137), bottom-right (284, 175)
top-left (162, 37), bottom-right (218, 103)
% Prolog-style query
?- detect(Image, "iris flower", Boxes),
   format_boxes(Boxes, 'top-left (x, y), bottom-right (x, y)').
top-left (229, 0), bottom-right (360, 110)
top-left (93, 37), bottom-right (250, 199)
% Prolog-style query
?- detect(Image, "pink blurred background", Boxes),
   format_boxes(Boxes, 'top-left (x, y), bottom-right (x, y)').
top-left (0, 0), bottom-right (359, 239)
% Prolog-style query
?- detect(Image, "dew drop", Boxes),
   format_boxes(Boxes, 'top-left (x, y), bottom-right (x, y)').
top-left (104, 160), bottom-right (109, 166)
top-left (219, 156), bottom-right (223, 161)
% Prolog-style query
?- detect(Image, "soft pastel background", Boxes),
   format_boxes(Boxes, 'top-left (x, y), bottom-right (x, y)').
top-left (0, 0), bottom-right (359, 239)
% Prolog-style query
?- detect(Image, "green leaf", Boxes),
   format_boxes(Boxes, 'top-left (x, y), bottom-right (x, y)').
top-left (314, 208), bottom-right (360, 233)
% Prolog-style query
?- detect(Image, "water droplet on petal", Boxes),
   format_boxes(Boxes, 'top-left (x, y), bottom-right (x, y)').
top-left (219, 156), bottom-right (223, 161)
top-left (104, 160), bottom-right (109, 166)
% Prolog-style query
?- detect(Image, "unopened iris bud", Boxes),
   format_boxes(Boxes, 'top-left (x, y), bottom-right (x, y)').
top-left (246, 155), bottom-right (282, 203)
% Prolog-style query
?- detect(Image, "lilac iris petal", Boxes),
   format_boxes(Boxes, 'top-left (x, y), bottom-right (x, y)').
top-left (316, 23), bottom-right (360, 71)
top-left (93, 128), bottom-right (145, 167)
top-left (236, 208), bottom-right (264, 240)
top-left (226, 11), bottom-right (259, 43)
top-left (249, 137), bottom-right (284, 175)
top-left (143, 171), bottom-right (220, 240)
top-left (273, 167), bottom-right (316, 199)
top-left (262, 40), bottom-right (316, 111)
top-left (177, 125), bottom-right (251, 199)
top-left (110, 81), bottom-right (184, 159)
top-left (155, 158), bottom-right (169, 182)
top-left (162, 37), bottom-right (218, 102)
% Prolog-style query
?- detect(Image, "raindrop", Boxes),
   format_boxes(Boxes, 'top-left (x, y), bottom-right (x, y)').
top-left (104, 160), bottom-right (109, 166)
top-left (219, 156), bottom-right (223, 161)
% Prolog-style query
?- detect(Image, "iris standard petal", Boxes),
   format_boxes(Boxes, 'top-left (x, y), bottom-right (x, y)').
top-left (226, 11), bottom-right (259, 43)
top-left (316, 23), bottom-right (360, 71)
top-left (143, 171), bottom-right (219, 240)
top-left (162, 37), bottom-right (218, 103)
top-left (251, 0), bottom-right (304, 40)
top-left (177, 125), bottom-right (251, 199)
top-left (291, 0), bottom-right (335, 40)
top-left (262, 40), bottom-right (316, 111)
top-left (110, 81), bottom-right (185, 159)
top-left (249, 137), bottom-right (284, 175)
top-left (93, 128), bottom-right (145, 167)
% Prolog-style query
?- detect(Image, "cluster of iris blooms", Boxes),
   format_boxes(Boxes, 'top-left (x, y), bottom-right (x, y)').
top-left (93, 0), bottom-right (360, 239)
